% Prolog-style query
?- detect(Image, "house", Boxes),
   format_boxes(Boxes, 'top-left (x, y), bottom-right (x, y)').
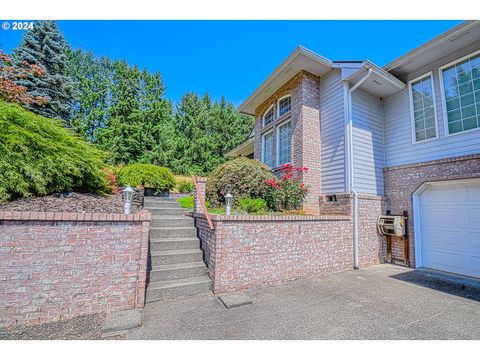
top-left (229, 20), bottom-right (480, 279)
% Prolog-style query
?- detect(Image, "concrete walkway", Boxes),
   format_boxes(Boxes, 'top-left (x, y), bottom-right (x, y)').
top-left (127, 264), bottom-right (480, 340)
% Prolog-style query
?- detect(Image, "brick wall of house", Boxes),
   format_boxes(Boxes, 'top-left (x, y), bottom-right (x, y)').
top-left (0, 211), bottom-right (150, 328)
top-left (253, 70), bottom-right (322, 213)
top-left (383, 154), bottom-right (480, 267)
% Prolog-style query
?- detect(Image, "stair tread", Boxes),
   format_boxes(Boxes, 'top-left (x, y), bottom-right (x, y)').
top-left (150, 226), bottom-right (196, 230)
top-left (151, 248), bottom-right (202, 256)
top-left (150, 237), bottom-right (199, 243)
top-left (148, 275), bottom-right (211, 290)
top-left (151, 261), bottom-right (207, 271)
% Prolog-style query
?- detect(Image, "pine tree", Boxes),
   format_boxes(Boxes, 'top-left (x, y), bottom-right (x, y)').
top-left (13, 20), bottom-right (75, 120)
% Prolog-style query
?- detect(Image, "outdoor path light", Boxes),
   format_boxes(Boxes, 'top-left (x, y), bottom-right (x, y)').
top-left (225, 192), bottom-right (233, 216)
top-left (123, 185), bottom-right (135, 215)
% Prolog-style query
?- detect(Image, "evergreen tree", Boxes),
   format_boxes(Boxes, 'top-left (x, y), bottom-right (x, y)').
top-left (66, 49), bottom-right (111, 140)
top-left (171, 92), bottom-right (254, 175)
top-left (13, 20), bottom-right (75, 120)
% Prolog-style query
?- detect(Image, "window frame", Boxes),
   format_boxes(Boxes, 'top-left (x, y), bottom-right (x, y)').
top-left (277, 94), bottom-right (292, 118)
top-left (276, 119), bottom-right (292, 167)
top-left (408, 71), bottom-right (439, 144)
top-left (438, 49), bottom-right (480, 137)
top-left (262, 104), bottom-right (275, 128)
top-left (261, 129), bottom-right (274, 168)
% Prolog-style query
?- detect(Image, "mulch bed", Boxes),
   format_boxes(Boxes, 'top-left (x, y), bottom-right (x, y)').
top-left (0, 192), bottom-right (140, 214)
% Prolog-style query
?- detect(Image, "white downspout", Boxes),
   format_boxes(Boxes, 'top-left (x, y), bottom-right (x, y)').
top-left (344, 67), bottom-right (372, 270)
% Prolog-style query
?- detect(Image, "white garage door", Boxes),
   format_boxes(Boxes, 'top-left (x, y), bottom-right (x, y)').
top-left (419, 180), bottom-right (480, 278)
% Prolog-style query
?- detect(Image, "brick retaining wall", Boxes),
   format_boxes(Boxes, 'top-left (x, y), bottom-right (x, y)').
top-left (194, 194), bottom-right (385, 293)
top-left (0, 211), bottom-right (150, 328)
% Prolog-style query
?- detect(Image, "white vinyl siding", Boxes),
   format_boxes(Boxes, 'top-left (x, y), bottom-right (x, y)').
top-left (277, 120), bottom-right (291, 166)
top-left (409, 73), bottom-right (438, 142)
top-left (262, 131), bottom-right (273, 167)
top-left (440, 51), bottom-right (480, 135)
top-left (320, 70), bottom-right (347, 194)
top-left (384, 42), bottom-right (480, 168)
top-left (263, 105), bottom-right (274, 127)
top-left (351, 89), bottom-right (385, 195)
top-left (278, 95), bottom-right (291, 117)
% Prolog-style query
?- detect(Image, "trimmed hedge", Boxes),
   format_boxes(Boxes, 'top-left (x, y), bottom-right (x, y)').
top-left (206, 157), bottom-right (275, 207)
top-left (0, 101), bottom-right (109, 201)
top-left (117, 164), bottom-right (176, 191)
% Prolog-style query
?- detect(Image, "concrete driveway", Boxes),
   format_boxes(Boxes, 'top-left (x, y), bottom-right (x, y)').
top-left (127, 264), bottom-right (480, 340)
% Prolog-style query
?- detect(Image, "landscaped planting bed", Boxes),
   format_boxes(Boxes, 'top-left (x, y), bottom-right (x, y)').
top-left (0, 191), bottom-right (141, 214)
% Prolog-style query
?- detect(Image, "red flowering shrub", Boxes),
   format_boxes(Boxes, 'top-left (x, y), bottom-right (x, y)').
top-left (265, 163), bottom-right (309, 211)
top-left (0, 50), bottom-right (47, 107)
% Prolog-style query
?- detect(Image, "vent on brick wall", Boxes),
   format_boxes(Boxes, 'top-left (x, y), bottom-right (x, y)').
top-left (326, 195), bottom-right (337, 202)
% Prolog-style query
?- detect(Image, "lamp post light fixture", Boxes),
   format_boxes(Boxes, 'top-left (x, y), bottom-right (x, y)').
top-left (122, 185), bottom-right (135, 215)
top-left (225, 192), bottom-right (233, 216)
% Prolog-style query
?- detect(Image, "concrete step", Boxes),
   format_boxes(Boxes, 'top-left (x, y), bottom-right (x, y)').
top-left (150, 216), bottom-right (194, 228)
top-left (150, 237), bottom-right (200, 251)
top-left (144, 198), bottom-right (180, 206)
top-left (146, 207), bottom-right (187, 216)
top-left (150, 249), bottom-right (203, 266)
top-left (150, 227), bottom-right (197, 239)
top-left (146, 276), bottom-right (211, 303)
top-left (149, 261), bottom-right (208, 282)
top-left (144, 202), bottom-right (182, 210)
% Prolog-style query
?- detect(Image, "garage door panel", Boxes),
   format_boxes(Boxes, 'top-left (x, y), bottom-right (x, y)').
top-left (423, 249), bottom-right (464, 274)
top-left (421, 228), bottom-right (465, 251)
top-left (468, 208), bottom-right (480, 227)
top-left (422, 185), bottom-right (467, 202)
top-left (466, 255), bottom-right (480, 278)
top-left (420, 206), bottom-right (466, 228)
top-left (419, 180), bottom-right (480, 279)
top-left (467, 184), bottom-right (480, 200)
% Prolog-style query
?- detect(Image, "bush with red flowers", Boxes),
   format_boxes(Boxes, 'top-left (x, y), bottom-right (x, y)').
top-left (265, 164), bottom-right (309, 211)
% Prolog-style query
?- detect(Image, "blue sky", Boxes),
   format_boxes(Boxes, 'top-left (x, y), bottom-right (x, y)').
top-left (0, 20), bottom-right (462, 105)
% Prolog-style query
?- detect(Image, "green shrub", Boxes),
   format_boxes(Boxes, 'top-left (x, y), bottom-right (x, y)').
top-left (238, 197), bottom-right (268, 214)
top-left (0, 101), bottom-right (109, 201)
top-left (117, 164), bottom-right (176, 191)
top-left (177, 195), bottom-right (194, 209)
top-left (206, 157), bottom-right (275, 207)
top-left (178, 180), bottom-right (194, 193)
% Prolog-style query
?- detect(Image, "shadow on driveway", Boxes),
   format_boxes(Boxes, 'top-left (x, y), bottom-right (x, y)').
top-left (389, 268), bottom-right (480, 302)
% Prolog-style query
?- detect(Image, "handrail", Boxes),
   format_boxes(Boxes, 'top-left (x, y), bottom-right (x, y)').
top-left (192, 176), bottom-right (214, 230)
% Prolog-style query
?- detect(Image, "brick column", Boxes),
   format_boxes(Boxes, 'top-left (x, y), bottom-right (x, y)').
top-left (295, 72), bottom-right (321, 214)
top-left (193, 176), bottom-right (207, 214)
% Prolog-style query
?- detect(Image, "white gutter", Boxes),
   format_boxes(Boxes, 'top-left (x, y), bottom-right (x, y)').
top-left (344, 67), bottom-right (373, 270)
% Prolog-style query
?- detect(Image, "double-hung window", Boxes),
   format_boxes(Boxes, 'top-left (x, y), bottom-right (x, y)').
top-left (409, 73), bottom-right (438, 142)
top-left (440, 51), bottom-right (480, 135)
top-left (262, 131), bottom-right (274, 168)
top-left (277, 121), bottom-right (292, 166)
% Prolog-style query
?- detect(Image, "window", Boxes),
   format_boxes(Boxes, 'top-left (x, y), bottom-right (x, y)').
top-left (277, 121), bottom-right (292, 166)
top-left (263, 105), bottom-right (274, 127)
top-left (278, 95), bottom-right (291, 117)
top-left (262, 131), bottom-right (273, 167)
top-left (440, 51), bottom-right (480, 135)
top-left (409, 73), bottom-right (438, 142)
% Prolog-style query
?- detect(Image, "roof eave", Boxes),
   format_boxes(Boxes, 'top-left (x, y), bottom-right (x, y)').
top-left (383, 20), bottom-right (479, 73)
top-left (238, 46), bottom-right (333, 116)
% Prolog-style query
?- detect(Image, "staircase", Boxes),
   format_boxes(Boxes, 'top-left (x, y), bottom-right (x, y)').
top-left (144, 196), bottom-right (211, 303)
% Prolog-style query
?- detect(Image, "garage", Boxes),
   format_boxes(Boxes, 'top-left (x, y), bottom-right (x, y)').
top-left (416, 179), bottom-right (480, 278)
